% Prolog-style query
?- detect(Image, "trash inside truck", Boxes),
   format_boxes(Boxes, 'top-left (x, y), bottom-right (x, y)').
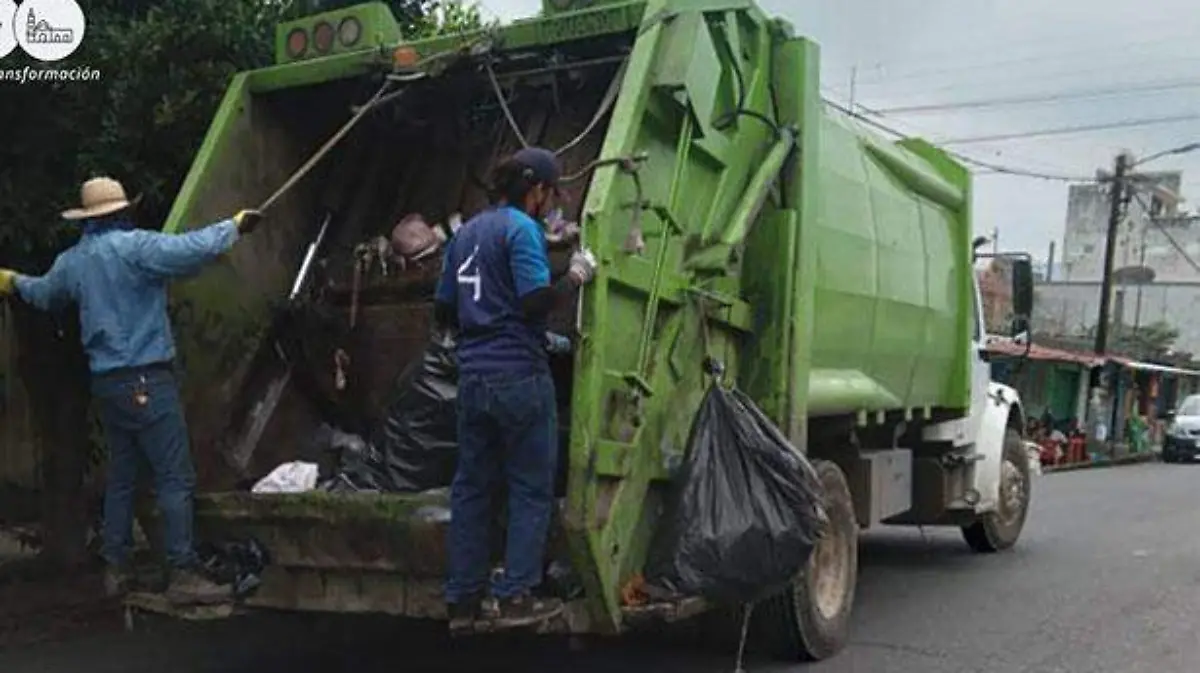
top-left (145, 0), bottom-right (1039, 662)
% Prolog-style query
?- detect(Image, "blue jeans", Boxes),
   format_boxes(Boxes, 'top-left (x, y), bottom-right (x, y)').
top-left (92, 366), bottom-right (198, 569)
top-left (445, 370), bottom-right (558, 603)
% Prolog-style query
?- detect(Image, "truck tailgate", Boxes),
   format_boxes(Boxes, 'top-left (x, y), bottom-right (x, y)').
top-left (194, 490), bottom-right (453, 617)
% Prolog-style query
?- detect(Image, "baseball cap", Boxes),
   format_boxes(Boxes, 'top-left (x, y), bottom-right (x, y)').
top-left (512, 147), bottom-right (562, 188)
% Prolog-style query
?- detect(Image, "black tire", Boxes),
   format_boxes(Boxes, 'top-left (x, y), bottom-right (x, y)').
top-left (962, 428), bottom-right (1031, 553)
top-left (757, 460), bottom-right (858, 662)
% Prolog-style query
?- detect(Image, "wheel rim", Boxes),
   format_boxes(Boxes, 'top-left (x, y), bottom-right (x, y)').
top-left (809, 518), bottom-right (850, 620)
top-left (998, 458), bottom-right (1027, 526)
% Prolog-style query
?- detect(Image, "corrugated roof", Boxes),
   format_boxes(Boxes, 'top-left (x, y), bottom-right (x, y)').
top-left (986, 340), bottom-right (1200, 376)
top-left (986, 339), bottom-right (1102, 366)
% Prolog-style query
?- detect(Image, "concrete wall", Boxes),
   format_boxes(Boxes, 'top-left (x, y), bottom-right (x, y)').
top-left (1036, 281), bottom-right (1200, 353)
top-left (1061, 172), bottom-right (1196, 283)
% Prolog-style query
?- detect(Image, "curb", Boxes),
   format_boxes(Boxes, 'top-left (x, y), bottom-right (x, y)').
top-left (1043, 452), bottom-right (1160, 474)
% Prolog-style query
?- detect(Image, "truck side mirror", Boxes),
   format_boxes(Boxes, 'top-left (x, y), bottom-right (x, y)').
top-left (1011, 258), bottom-right (1034, 319)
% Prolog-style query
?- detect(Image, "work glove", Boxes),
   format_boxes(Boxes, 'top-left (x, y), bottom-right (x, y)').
top-left (567, 247), bottom-right (598, 286)
top-left (544, 331), bottom-right (572, 355)
top-left (232, 209), bottom-right (264, 234)
top-left (0, 269), bottom-right (15, 297)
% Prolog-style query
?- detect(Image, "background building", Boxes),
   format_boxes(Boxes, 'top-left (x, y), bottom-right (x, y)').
top-left (1036, 171), bottom-right (1200, 353)
top-left (1060, 172), bottom-right (1188, 282)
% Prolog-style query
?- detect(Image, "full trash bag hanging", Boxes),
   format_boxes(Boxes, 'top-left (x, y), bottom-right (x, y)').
top-left (320, 332), bottom-right (459, 493)
top-left (647, 384), bottom-right (828, 604)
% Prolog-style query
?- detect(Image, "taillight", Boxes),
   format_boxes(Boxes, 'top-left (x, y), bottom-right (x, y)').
top-left (338, 16), bottom-right (362, 47)
top-left (286, 27), bottom-right (308, 59)
top-left (393, 46), bottom-right (419, 68)
top-left (313, 21), bottom-right (335, 54)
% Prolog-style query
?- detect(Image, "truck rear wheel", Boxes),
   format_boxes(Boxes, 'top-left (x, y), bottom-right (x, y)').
top-left (962, 428), bottom-right (1031, 553)
top-left (758, 460), bottom-right (857, 661)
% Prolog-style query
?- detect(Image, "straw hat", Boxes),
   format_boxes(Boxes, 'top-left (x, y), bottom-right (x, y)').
top-left (61, 177), bottom-right (141, 220)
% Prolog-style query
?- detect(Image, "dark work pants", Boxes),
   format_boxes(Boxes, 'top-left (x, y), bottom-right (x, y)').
top-left (445, 370), bottom-right (558, 603)
top-left (92, 366), bottom-right (198, 570)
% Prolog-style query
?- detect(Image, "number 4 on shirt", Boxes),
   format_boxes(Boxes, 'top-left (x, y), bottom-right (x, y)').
top-left (457, 244), bottom-right (482, 301)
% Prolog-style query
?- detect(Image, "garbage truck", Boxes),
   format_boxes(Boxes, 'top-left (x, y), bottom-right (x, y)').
top-left (142, 0), bottom-right (1038, 662)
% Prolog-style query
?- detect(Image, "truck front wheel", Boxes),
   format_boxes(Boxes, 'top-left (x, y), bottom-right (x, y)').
top-left (962, 428), bottom-right (1031, 553)
top-left (758, 460), bottom-right (857, 661)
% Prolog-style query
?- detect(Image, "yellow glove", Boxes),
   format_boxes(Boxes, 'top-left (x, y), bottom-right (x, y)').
top-left (0, 269), bottom-right (15, 297)
top-left (232, 209), bottom-right (264, 234)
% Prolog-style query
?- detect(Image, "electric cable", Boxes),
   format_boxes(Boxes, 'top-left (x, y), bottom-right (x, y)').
top-left (822, 98), bottom-right (1095, 182)
top-left (874, 78), bottom-right (1200, 115)
top-left (939, 114), bottom-right (1200, 145)
top-left (1131, 191), bottom-right (1200, 275)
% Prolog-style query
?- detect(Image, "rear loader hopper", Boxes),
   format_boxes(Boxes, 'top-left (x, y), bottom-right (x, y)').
top-left (146, 0), bottom-right (1036, 663)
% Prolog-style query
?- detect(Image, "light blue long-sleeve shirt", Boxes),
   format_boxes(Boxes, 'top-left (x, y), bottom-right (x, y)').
top-left (14, 218), bottom-right (240, 374)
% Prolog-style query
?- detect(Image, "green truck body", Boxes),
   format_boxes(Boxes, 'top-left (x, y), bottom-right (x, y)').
top-left (157, 0), bottom-right (1024, 660)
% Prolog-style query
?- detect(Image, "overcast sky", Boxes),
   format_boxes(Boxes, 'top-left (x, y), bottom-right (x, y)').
top-left (478, 0), bottom-right (1200, 262)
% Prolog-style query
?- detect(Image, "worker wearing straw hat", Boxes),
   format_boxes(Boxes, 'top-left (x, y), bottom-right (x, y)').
top-left (0, 177), bottom-right (262, 605)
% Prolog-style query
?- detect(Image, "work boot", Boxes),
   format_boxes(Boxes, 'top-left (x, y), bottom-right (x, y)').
top-left (447, 594), bottom-right (493, 636)
top-left (493, 594), bottom-right (564, 630)
top-left (104, 566), bottom-right (132, 598)
top-left (165, 567), bottom-right (232, 606)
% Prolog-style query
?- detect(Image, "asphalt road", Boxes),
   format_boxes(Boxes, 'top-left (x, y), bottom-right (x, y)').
top-left (3, 463), bottom-right (1199, 673)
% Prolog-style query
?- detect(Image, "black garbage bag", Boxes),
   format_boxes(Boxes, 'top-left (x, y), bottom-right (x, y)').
top-left (646, 384), bottom-right (828, 604)
top-left (196, 538), bottom-right (270, 598)
top-left (320, 333), bottom-right (459, 493)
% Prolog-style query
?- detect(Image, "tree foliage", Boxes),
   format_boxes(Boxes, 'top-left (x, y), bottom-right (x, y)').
top-left (0, 0), bottom-right (483, 566)
top-left (1114, 321), bottom-right (1181, 360)
top-left (307, 0), bottom-right (490, 36)
top-left (0, 0), bottom-right (484, 262)
top-left (1049, 319), bottom-right (1188, 363)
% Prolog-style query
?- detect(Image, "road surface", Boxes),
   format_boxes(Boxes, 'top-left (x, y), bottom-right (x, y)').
top-left (2, 462), bottom-right (1198, 672)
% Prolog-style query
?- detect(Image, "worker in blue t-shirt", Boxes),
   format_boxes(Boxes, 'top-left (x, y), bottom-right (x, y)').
top-left (434, 147), bottom-right (598, 633)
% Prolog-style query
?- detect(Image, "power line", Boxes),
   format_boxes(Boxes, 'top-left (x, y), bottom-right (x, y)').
top-left (953, 155), bottom-right (1093, 182)
top-left (850, 102), bottom-right (1090, 178)
top-left (1132, 141), bottom-right (1200, 167)
top-left (856, 47), bottom-right (1200, 89)
top-left (823, 97), bottom-right (913, 138)
top-left (852, 27), bottom-right (1200, 84)
top-left (1131, 191), bottom-right (1200, 275)
top-left (856, 54), bottom-right (1200, 103)
top-left (822, 98), bottom-right (1093, 183)
top-left (867, 23), bottom-right (1198, 66)
top-left (873, 78), bottom-right (1200, 115)
top-left (938, 114), bottom-right (1200, 145)
top-left (825, 98), bottom-right (1089, 181)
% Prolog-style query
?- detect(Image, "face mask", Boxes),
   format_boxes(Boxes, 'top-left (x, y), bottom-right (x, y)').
top-left (544, 208), bottom-right (567, 235)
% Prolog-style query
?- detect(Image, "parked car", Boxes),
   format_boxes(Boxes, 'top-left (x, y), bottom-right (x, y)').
top-left (1161, 395), bottom-right (1200, 463)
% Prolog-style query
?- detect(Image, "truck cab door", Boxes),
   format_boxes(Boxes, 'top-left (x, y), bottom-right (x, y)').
top-left (967, 275), bottom-right (991, 444)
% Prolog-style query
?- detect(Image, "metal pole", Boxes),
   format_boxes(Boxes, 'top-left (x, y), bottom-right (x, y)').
top-left (1133, 222), bottom-right (1147, 335)
top-left (1094, 153), bottom-right (1128, 355)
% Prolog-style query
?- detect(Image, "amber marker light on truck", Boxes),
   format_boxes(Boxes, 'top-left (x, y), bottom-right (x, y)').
top-left (286, 27), bottom-right (307, 59)
top-left (313, 21), bottom-right (335, 54)
top-left (338, 16), bottom-right (362, 47)
top-left (393, 46), bottom-right (419, 67)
